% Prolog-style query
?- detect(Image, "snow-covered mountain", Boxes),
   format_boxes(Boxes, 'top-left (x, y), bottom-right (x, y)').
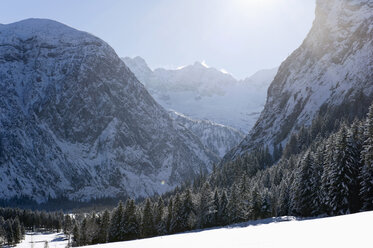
top-left (169, 111), bottom-right (244, 158)
top-left (224, 0), bottom-right (373, 161)
top-left (0, 19), bottom-right (219, 202)
top-left (122, 57), bottom-right (278, 132)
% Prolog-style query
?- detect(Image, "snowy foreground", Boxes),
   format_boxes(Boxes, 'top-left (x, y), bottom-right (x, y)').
top-left (16, 232), bottom-right (68, 248)
top-left (80, 211), bottom-right (372, 248)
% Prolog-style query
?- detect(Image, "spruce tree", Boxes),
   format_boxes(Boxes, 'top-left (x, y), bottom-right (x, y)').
top-left (293, 151), bottom-right (314, 217)
top-left (166, 198), bottom-right (173, 233)
top-left (197, 182), bottom-right (213, 228)
top-left (108, 201), bottom-right (125, 242)
top-left (80, 218), bottom-right (88, 245)
top-left (98, 210), bottom-right (110, 243)
top-left (123, 199), bottom-right (140, 241)
top-left (154, 197), bottom-right (167, 235)
top-left (212, 190), bottom-right (220, 225)
top-left (12, 217), bottom-right (22, 244)
top-left (360, 104), bottom-right (373, 210)
top-left (218, 190), bottom-right (229, 226)
top-left (141, 198), bottom-right (155, 238)
top-left (4, 220), bottom-right (13, 245)
top-left (181, 189), bottom-right (195, 230)
top-left (72, 224), bottom-right (80, 246)
top-left (328, 126), bottom-right (353, 215)
top-left (346, 122), bottom-right (363, 212)
top-left (249, 187), bottom-right (262, 220)
top-left (170, 193), bottom-right (184, 233)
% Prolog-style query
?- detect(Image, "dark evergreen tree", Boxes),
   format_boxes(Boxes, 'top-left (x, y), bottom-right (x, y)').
top-left (170, 193), bottom-right (184, 233)
top-left (293, 151), bottom-right (314, 217)
top-left (97, 210), bottom-right (110, 244)
top-left (249, 187), bottom-right (262, 220)
top-left (197, 182), bottom-right (214, 228)
top-left (123, 199), bottom-right (140, 241)
top-left (108, 201), bottom-right (125, 242)
top-left (360, 104), bottom-right (373, 210)
top-left (154, 197), bottom-right (167, 235)
top-left (181, 189), bottom-right (195, 230)
top-left (4, 220), bottom-right (13, 245)
top-left (328, 126), bottom-right (353, 215)
top-left (218, 190), bottom-right (229, 226)
top-left (166, 198), bottom-right (173, 233)
top-left (141, 198), bottom-right (155, 238)
top-left (12, 217), bottom-right (22, 244)
top-left (72, 224), bottom-right (80, 246)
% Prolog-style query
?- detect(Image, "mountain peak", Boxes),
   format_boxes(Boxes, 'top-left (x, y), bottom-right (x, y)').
top-left (0, 18), bottom-right (97, 46)
top-left (192, 61), bottom-right (209, 68)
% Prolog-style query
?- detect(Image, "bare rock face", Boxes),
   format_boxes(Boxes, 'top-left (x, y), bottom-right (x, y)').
top-left (224, 0), bottom-right (373, 161)
top-left (169, 111), bottom-right (244, 158)
top-left (0, 19), bottom-right (218, 202)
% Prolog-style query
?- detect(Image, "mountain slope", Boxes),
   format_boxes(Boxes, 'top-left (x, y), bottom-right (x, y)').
top-left (0, 19), bottom-right (218, 202)
top-left (224, 0), bottom-right (373, 161)
top-left (122, 57), bottom-right (277, 132)
top-left (169, 111), bottom-right (244, 158)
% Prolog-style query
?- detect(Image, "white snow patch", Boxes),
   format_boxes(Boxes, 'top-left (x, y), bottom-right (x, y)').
top-left (78, 211), bottom-right (373, 248)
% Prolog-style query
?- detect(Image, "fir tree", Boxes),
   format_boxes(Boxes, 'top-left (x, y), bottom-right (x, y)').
top-left (12, 217), bottom-right (22, 244)
top-left (154, 197), bottom-right (167, 235)
top-left (170, 193), bottom-right (184, 233)
top-left (72, 224), bottom-right (79, 246)
top-left (328, 126), bottom-right (352, 215)
top-left (360, 104), bottom-right (373, 210)
top-left (181, 189), bottom-right (195, 230)
top-left (166, 198), bottom-right (173, 233)
top-left (141, 198), bottom-right (155, 238)
top-left (108, 201), bottom-right (125, 242)
top-left (98, 210), bottom-right (110, 243)
top-left (197, 182), bottom-right (214, 228)
top-left (293, 151), bottom-right (314, 217)
top-left (249, 187), bottom-right (262, 220)
top-left (123, 199), bottom-right (140, 241)
top-left (219, 190), bottom-right (229, 226)
top-left (4, 220), bottom-right (13, 245)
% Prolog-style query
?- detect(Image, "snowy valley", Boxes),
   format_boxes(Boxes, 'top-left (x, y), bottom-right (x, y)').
top-left (1, 0), bottom-right (373, 247)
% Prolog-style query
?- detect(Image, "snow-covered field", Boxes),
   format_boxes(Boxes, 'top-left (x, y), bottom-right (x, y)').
top-left (16, 232), bottom-right (68, 248)
top-left (79, 211), bottom-right (373, 248)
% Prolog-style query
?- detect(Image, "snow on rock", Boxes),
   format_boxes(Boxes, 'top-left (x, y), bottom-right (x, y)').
top-left (122, 57), bottom-right (277, 132)
top-left (224, 0), bottom-right (373, 161)
top-left (0, 18), bottom-right (218, 202)
top-left (78, 211), bottom-right (373, 248)
top-left (169, 111), bottom-right (244, 158)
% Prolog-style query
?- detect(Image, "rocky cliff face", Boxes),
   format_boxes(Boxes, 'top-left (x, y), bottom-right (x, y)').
top-left (224, 0), bottom-right (373, 161)
top-left (169, 111), bottom-right (244, 158)
top-left (0, 19), bottom-right (218, 202)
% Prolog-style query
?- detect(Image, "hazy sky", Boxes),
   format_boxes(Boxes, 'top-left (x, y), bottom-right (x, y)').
top-left (1, 0), bottom-right (315, 78)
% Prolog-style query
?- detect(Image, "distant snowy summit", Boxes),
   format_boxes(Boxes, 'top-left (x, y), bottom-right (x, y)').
top-left (123, 56), bottom-right (278, 132)
top-left (0, 18), bottom-right (219, 202)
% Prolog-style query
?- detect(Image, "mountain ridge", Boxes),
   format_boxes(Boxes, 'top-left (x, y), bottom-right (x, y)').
top-left (122, 56), bottom-right (278, 132)
top-left (223, 0), bottom-right (373, 162)
top-left (0, 18), bottom-right (218, 202)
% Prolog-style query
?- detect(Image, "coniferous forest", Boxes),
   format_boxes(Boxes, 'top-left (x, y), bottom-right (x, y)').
top-left (2, 98), bottom-right (373, 247)
top-left (66, 102), bottom-right (373, 247)
top-left (1, 1), bottom-right (373, 247)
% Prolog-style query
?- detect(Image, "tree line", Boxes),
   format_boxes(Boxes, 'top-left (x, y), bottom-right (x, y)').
top-left (72, 101), bottom-right (373, 246)
top-left (0, 207), bottom-right (74, 246)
